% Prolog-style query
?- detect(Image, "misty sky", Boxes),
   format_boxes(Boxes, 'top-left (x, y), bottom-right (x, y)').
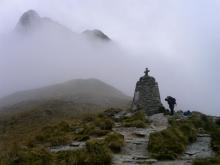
top-left (0, 0), bottom-right (220, 115)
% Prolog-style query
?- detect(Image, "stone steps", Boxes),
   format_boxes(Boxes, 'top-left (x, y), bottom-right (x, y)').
top-left (112, 127), bottom-right (157, 165)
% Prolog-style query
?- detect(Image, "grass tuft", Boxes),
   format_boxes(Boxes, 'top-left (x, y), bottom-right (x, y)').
top-left (122, 111), bottom-right (149, 128)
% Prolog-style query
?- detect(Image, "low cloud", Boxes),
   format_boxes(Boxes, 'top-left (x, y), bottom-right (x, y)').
top-left (0, 1), bottom-right (220, 115)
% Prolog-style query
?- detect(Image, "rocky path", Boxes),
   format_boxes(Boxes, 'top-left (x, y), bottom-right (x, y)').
top-left (112, 113), bottom-right (168, 165)
top-left (112, 127), bottom-right (162, 165)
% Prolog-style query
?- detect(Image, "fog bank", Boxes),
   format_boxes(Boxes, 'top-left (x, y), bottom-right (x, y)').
top-left (0, 1), bottom-right (220, 115)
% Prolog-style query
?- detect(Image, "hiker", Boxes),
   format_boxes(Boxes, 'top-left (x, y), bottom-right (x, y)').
top-left (165, 96), bottom-right (176, 115)
top-left (183, 110), bottom-right (192, 117)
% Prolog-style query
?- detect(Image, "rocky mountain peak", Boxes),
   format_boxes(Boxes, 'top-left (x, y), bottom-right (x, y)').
top-left (19, 10), bottom-right (40, 26)
top-left (16, 10), bottom-right (41, 32)
top-left (83, 29), bottom-right (111, 41)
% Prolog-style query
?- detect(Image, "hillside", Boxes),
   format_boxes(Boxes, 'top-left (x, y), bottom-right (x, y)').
top-left (0, 78), bottom-right (131, 112)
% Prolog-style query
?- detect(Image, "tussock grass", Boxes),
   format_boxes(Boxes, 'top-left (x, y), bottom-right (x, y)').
top-left (104, 132), bottom-right (124, 153)
top-left (193, 156), bottom-right (220, 165)
top-left (148, 115), bottom-right (198, 160)
top-left (122, 111), bottom-right (149, 128)
top-left (0, 109), bottom-right (119, 164)
top-left (56, 139), bottom-right (112, 165)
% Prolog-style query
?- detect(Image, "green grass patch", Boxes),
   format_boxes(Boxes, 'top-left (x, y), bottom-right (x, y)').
top-left (33, 121), bottom-right (74, 146)
top-left (0, 146), bottom-right (54, 165)
top-left (0, 111), bottom-right (116, 164)
top-left (104, 132), bottom-right (124, 153)
top-left (0, 139), bottom-right (113, 165)
top-left (193, 156), bottom-right (220, 165)
top-left (148, 117), bottom-right (197, 160)
top-left (211, 128), bottom-right (220, 154)
top-left (148, 127), bottom-right (187, 159)
top-left (122, 111), bottom-right (149, 128)
top-left (94, 114), bottom-right (114, 130)
top-left (56, 139), bottom-right (112, 165)
top-left (216, 118), bottom-right (220, 127)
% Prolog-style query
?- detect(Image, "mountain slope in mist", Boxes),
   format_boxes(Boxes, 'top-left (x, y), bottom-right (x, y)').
top-left (16, 10), bottom-right (111, 41)
top-left (0, 9), bottom-right (137, 100)
top-left (0, 78), bottom-right (131, 109)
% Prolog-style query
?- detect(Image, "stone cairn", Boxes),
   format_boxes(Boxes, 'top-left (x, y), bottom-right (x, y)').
top-left (131, 68), bottom-right (162, 115)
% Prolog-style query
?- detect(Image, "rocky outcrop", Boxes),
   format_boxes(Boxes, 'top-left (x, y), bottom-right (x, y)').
top-left (149, 113), bottom-right (169, 127)
top-left (19, 10), bottom-right (40, 26)
top-left (182, 134), bottom-right (215, 160)
top-left (49, 141), bottom-right (86, 152)
top-left (83, 29), bottom-right (111, 41)
top-left (16, 10), bottom-right (41, 32)
top-left (131, 68), bottom-right (162, 115)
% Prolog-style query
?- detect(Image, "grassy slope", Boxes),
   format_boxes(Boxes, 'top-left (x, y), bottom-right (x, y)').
top-left (1, 99), bottom-right (219, 165)
top-left (0, 79), bottom-right (131, 109)
top-left (0, 103), bottom-right (127, 164)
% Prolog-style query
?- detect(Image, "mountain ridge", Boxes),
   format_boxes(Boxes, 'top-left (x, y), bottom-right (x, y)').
top-left (15, 9), bottom-right (111, 41)
top-left (0, 78), bottom-right (131, 110)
